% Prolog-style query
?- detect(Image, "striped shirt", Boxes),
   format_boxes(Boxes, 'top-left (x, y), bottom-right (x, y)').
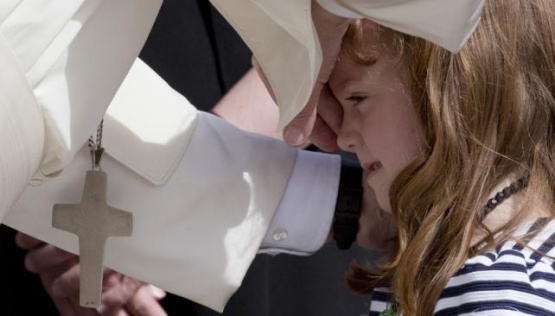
top-left (368, 219), bottom-right (555, 315)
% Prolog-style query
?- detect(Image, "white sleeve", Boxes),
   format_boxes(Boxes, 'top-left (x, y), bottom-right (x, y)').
top-left (259, 150), bottom-right (340, 256)
top-left (0, 33), bottom-right (44, 222)
top-left (0, 0), bottom-right (161, 220)
top-left (4, 59), bottom-right (339, 312)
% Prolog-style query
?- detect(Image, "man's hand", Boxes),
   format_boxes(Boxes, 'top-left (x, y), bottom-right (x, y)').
top-left (16, 233), bottom-right (167, 316)
top-left (283, 1), bottom-right (348, 151)
top-left (253, 1), bottom-right (349, 151)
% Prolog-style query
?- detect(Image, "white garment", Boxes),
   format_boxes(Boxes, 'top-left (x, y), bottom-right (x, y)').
top-left (0, 0), bottom-right (485, 311)
top-left (0, 1), bottom-right (339, 312)
top-left (1, 0), bottom-right (162, 220)
top-left (210, 0), bottom-right (485, 129)
top-left (6, 58), bottom-right (340, 311)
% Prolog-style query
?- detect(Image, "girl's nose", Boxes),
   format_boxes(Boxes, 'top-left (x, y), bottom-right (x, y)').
top-left (337, 112), bottom-right (361, 153)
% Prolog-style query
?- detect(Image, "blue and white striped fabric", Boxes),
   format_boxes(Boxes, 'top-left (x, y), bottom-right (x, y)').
top-left (369, 219), bottom-right (555, 315)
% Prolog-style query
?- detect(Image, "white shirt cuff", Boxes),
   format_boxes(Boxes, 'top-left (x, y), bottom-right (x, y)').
top-left (258, 150), bottom-right (341, 256)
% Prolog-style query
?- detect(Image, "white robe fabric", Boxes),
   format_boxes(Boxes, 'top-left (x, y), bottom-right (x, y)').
top-left (210, 0), bottom-right (485, 129)
top-left (7, 59), bottom-right (336, 310)
top-left (0, 0), bottom-right (485, 312)
top-left (0, 0), bottom-right (339, 311)
top-left (1, 1), bottom-right (339, 311)
top-left (1, 0), bottom-right (162, 219)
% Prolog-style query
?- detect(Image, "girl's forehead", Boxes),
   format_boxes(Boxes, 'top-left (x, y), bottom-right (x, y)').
top-left (345, 19), bottom-right (396, 58)
top-left (360, 20), bottom-right (388, 44)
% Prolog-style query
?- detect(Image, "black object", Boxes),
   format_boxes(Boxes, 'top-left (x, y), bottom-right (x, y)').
top-left (333, 161), bottom-right (363, 250)
top-left (483, 178), bottom-right (526, 216)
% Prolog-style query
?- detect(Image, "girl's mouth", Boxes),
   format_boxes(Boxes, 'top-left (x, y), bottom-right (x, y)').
top-left (365, 161), bottom-right (383, 182)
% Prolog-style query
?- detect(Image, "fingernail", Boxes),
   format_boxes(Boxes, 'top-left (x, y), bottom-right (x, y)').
top-left (284, 127), bottom-right (305, 146)
top-left (149, 285), bottom-right (166, 299)
top-left (95, 304), bottom-right (107, 314)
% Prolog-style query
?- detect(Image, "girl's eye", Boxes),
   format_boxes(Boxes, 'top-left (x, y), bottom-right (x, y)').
top-left (346, 95), bottom-right (367, 105)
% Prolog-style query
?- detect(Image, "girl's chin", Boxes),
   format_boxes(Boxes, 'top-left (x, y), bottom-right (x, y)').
top-left (371, 181), bottom-right (393, 214)
top-left (376, 196), bottom-right (392, 214)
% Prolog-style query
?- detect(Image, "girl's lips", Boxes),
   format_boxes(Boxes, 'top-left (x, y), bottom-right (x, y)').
top-left (368, 161), bottom-right (382, 172)
top-left (365, 161), bottom-right (383, 182)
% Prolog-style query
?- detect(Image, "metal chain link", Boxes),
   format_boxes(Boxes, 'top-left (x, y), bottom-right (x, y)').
top-left (88, 120), bottom-right (104, 170)
top-left (88, 120), bottom-right (103, 150)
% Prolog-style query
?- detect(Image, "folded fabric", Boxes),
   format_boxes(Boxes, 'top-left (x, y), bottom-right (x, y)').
top-left (210, 0), bottom-right (485, 130)
top-left (0, 0), bottom-right (162, 221)
top-left (6, 59), bottom-right (299, 312)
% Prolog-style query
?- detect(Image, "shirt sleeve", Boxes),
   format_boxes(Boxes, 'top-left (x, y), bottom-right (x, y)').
top-left (0, 0), bottom-right (161, 220)
top-left (4, 59), bottom-right (339, 312)
top-left (259, 150), bottom-right (340, 256)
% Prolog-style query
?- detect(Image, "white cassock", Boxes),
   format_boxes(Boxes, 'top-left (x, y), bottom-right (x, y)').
top-left (0, 0), bottom-right (485, 312)
top-left (1, 0), bottom-right (339, 311)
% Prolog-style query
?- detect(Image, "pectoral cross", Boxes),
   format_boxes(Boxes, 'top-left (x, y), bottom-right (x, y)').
top-left (52, 121), bottom-right (133, 308)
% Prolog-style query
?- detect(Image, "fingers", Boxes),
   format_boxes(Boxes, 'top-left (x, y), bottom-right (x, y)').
top-left (39, 260), bottom-right (82, 316)
top-left (96, 274), bottom-right (162, 316)
top-left (49, 265), bottom-right (163, 316)
top-left (316, 84), bottom-right (342, 135)
top-left (97, 280), bottom-right (167, 316)
top-left (50, 264), bottom-right (81, 297)
top-left (49, 266), bottom-right (143, 316)
top-left (284, 83), bottom-right (343, 151)
top-left (282, 84), bottom-right (320, 147)
top-left (17, 234), bottom-right (159, 316)
top-left (17, 231), bottom-right (78, 275)
top-left (100, 274), bottom-right (143, 308)
top-left (49, 297), bottom-right (79, 316)
top-left (253, 4), bottom-right (348, 150)
top-left (15, 232), bottom-right (43, 250)
top-left (123, 285), bottom-right (167, 316)
top-left (308, 84), bottom-right (343, 151)
top-left (282, 3), bottom-right (349, 148)
top-left (50, 267), bottom-right (137, 300)
top-left (145, 285), bottom-right (166, 301)
top-left (50, 296), bottom-right (98, 316)
top-left (25, 243), bottom-right (77, 273)
top-left (310, 116), bottom-right (338, 152)
top-left (95, 281), bottom-right (167, 316)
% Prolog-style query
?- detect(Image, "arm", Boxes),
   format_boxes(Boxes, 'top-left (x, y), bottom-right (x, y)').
top-left (5, 59), bottom-right (341, 312)
top-left (211, 68), bottom-right (283, 141)
top-left (212, 67), bottom-right (344, 255)
top-left (14, 63), bottom-right (342, 315)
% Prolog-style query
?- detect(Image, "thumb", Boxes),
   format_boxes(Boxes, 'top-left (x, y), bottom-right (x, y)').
top-left (282, 82), bottom-right (323, 147)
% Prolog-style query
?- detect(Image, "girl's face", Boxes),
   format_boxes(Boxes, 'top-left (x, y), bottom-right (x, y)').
top-left (329, 20), bottom-right (423, 212)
